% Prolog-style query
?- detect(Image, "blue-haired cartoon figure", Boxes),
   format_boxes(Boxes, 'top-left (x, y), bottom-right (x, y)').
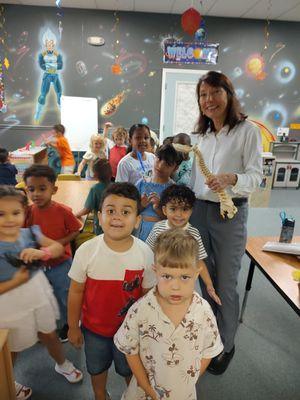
top-left (34, 28), bottom-right (63, 121)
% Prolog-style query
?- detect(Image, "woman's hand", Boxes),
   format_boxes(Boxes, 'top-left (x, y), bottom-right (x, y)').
top-left (206, 174), bottom-right (237, 192)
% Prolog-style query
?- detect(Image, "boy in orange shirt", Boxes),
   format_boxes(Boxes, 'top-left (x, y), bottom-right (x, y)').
top-left (47, 124), bottom-right (75, 174)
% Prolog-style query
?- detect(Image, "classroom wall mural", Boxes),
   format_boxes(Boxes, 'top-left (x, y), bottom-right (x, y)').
top-left (34, 27), bottom-right (63, 122)
top-left (1, 4), bottom-right (300, 150)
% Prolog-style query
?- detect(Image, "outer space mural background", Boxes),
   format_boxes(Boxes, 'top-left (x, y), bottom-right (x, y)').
top-left (1, 4), bottom-right (300, 148)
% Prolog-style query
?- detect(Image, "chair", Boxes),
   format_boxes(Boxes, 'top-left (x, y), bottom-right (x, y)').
top-left (15, 181), bottom-right (26, 189)
top-left (57, 174), bottom-right (81, 181)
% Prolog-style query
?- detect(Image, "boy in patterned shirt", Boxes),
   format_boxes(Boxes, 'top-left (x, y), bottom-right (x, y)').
top-left (114, 229), bottom-right (223, 400)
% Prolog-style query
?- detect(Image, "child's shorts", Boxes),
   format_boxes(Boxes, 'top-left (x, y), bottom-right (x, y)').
top-left (82, 325), bottom-right (132, 377)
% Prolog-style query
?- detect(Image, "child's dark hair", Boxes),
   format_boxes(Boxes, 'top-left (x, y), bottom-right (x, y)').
top-left (173, 133), bottom-right (191, 146)
top-left (99, 182), bottom-right (142, 214)
top-left (53, 124), bottom-right (65, 135)
top-left (0, 148), bottom-right (9, 163)
top-left (16, 187), bottom-right (29, 207)
top-left (93, 158), bottom-right (112, 184)
top-left (0, 185), bottom-right (27, 207)
top-left (160, 184), bottom-right (196, 209)
top-left (128, 123), bottom-right (150, 139)
top-left (156, 144), bottom-right (182, 167)
top-left (163, 136), bottom-right (174, 146)
top-left (23, 164), bottom-right (57, 184)
top-left (173, 133), bottom-right (191, 161)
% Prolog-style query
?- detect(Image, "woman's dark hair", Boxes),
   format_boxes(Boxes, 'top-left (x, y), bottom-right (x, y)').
top-left (195, 71), bottom-right (247, 135)
top-left (0, 185), bottom-right (28, 207)
top-left (0, 148), bottom-right (9, 163)
top-left (99, 182), bottom-right (142, 214)
top-left (155, 144), bottom-right (182, 167)
top-left (160, 184), bottom-right (196, 209)
top-left (93, 158), bottom-right (112, 184)
top-left (53, 124), bottom-right (65, 134)
top-left (23, 164), bottom-right (57, 183)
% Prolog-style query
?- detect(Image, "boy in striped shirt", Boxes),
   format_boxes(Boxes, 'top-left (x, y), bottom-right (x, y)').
top-left (146, 184), bottom-right (221, 305)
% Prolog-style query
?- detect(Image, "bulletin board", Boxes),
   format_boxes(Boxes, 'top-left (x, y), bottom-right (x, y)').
top-left (61, 95), bottom-right (98, 151)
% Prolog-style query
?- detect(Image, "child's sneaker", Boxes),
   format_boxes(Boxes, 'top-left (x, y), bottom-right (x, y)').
top-left (55, 359), bottom-right (83, 383)
top-left (58, 323), bottom-right (69, 343)
top-left (15, 382), bottom-right (32, 399)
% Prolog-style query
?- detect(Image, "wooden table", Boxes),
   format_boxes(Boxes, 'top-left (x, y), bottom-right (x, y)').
top-left (53, 180), bottom-right (95, 212)
top-left (0, 330), bottom-right (16, 400)
top-left (240, 236), bottom-right (300, 321)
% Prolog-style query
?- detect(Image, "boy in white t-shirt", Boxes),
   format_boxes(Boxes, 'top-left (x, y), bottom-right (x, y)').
top-left (68, 183), bottom-right (156, 400)
top-left (114, 229), bottom-right (223, 400)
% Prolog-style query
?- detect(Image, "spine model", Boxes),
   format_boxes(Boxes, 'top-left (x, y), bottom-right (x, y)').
top-left (173, 143), bottom-right (238, 219)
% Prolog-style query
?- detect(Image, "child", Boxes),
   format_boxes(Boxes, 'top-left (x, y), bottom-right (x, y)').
top-left (102, 121), bottom-right (116, 157)
top-left (135, 144), bottom-right (181, 241)
top-left (76, 158), bottom-right (112, 235)
top-left (0, 186), bottom-right (82, 400)
top-left (109, 126), bottom-right (128, 179)
top-left (114, 229), bottom-right (223, 400)
top-left (23, 164), bottom-right (82, 342)
top-left (172, 133), bottom-right (193, 186)
top-left (0, 147), bottom-right (18, 185)
top-left (116, 124), bottom-right (155, 184)
top-left (46, 124), bottom-right (75, 174)
top-left (75, 134), bottom-right (106, 179)
top-left (68, 182), bottom-right (156, 400)
top-left (146, 184), bottom-right (221, 305)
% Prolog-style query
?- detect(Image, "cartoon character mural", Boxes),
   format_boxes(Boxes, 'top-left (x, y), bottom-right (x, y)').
top-left (34, 28), bottom-right (63, 122)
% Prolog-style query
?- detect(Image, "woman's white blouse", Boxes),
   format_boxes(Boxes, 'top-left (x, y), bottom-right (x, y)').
top-left (190, 120), bottom-right (263, 202)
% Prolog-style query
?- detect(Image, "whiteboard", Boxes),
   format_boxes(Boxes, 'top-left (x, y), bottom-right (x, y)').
top-left (61, 95), bottom-right (98, 151)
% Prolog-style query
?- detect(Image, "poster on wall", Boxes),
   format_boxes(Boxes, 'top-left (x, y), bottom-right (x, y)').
top-left (163, 41), bottom-right (219, 65)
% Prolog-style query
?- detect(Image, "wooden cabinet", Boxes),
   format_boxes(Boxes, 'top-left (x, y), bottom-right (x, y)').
top-left (0, 330), bottom-right (16, 400)
top-left (272, 159), bottom-right (300, 188)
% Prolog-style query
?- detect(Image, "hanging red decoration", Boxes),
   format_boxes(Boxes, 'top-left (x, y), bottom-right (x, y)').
top-left (181, 7), bottom-right (202, 36)
top-left (111, 62), bottom-right (122, 75)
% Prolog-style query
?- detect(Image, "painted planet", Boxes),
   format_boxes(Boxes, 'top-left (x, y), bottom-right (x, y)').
top-left (247, 58), bottom-right (262, 75)
top-left (195, 28), bottom-right (206, 41)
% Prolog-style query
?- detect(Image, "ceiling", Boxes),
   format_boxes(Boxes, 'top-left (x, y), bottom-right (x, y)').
top-left (3, 0), bottom-right (300, 21)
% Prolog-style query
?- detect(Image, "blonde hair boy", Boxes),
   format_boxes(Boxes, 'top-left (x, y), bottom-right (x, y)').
top-left (114, 228), bottom-right (223, 400)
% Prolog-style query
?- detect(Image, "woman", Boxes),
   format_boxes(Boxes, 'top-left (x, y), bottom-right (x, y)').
top-left (190, 71), bottom-right (262, 374)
